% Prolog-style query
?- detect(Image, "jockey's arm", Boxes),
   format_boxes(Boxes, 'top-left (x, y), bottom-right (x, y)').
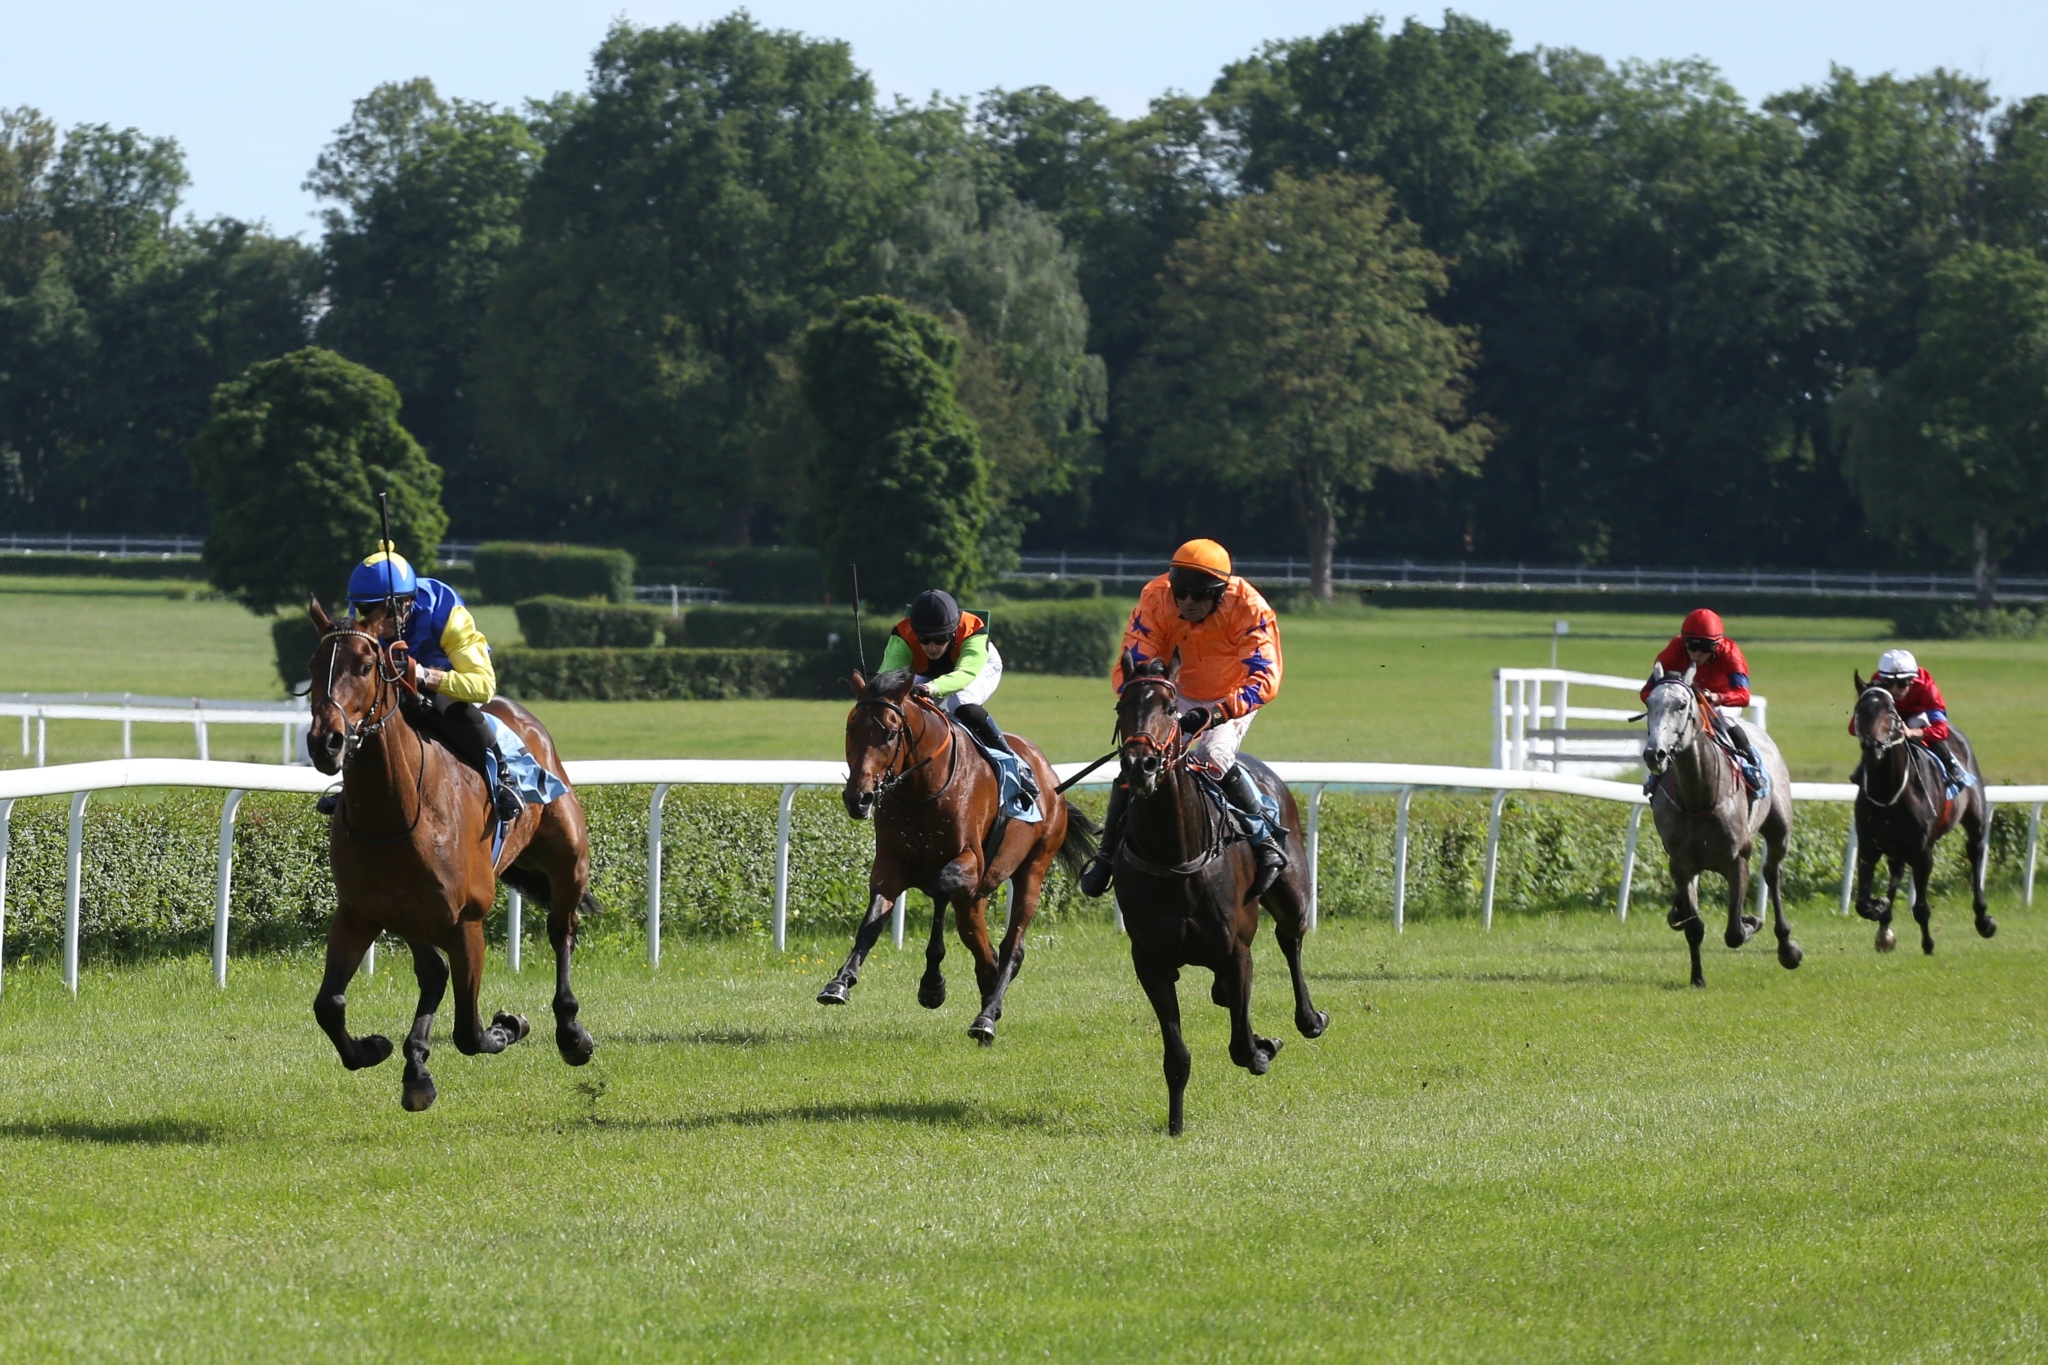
top-left (878, 633), bottom-right (915, 677)
top-left (1214, 606), bottom-right (1281, 721)
top-left (424, 605), bottom-right (497, 704)
top-left (924, 630), bottom-right (989, 698)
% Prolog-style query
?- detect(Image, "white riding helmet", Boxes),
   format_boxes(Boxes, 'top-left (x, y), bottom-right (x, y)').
top-left (1876, 648), bottom-right (1919, 680)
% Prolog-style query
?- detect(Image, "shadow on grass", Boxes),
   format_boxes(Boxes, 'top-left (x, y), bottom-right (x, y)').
top-left (0, 1117), bottom-right (216, 1145)
top-left (1310, 968), bottom-right (1625, 986)
top-left (604, 1026), bottom-right (926, 1048)
top-left (600, 1099), bottom-right (1059, 1133)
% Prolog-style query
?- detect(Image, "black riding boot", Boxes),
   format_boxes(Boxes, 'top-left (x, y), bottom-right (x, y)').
top-left (420, 692), bottom-right (525, 823)
top-left (1925, 737), bottom-right (1976, 789)
top-left (1727, 722), bottom-right (1764, 804)
top-left (1220, 763), bottom-right (1288, 899)
top-left (955, 703), bottom-right (1037, 798)
top-left (1078, 780), bottom-right (1128, 898)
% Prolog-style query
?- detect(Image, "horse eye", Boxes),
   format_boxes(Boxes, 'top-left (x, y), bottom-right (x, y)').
top-left (356, 660), bottom-right (373, 676)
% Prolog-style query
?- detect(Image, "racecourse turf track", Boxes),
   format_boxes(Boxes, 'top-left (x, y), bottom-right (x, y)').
top-left (2, 576), bottom-right (2047, 1358)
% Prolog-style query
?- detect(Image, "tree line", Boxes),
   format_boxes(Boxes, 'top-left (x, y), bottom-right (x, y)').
top-left (7, 11), bottom-right (2048, 601)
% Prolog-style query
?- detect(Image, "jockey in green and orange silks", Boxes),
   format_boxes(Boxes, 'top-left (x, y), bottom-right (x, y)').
top-left (877, 589), bottom-right (1036, 797)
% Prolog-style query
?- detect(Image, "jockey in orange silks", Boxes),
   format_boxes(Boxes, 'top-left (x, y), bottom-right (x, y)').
top-left (1640, 607), bottom-right (1765, 800)
top-left (1078, 539), bottom-right (1287, 898)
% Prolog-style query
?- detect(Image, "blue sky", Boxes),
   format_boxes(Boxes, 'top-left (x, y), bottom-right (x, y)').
top-left (6, 1), bottom-right (2047, 237)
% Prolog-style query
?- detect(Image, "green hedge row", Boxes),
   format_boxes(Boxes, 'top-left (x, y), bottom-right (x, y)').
top-left (0, 788), bottom-right (2031, 964)
top-left (988, 576), bottom-right (1103, 601)
top-left (495, 646), bottom-right (835, 701)
top-left (0, 553), bottom-right (205, 581)
top-left (474, 542), bottom-right (634, 605)
top-left (672, 600), bottom-right (1123, 678)
top-left (515, 596), bottom-right (668, 648)
top-left (679, 604), bottom-right (891, 658)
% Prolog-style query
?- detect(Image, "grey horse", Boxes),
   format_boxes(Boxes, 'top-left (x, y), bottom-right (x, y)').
top-left (1641, 664), bottom-right (1801, 987)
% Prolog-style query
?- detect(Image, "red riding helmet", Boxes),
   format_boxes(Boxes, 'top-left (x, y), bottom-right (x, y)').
top-left (1680, 607), bottom-right (1725, 640)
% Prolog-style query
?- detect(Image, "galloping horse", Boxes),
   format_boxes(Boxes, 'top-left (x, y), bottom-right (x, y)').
top-left (1111, 653), bottom-right (1326, 1136)
top-left (305, 598), bottom-right (597, 1111)
top-left (1849, 675), bottom-right (1994, 952)
top-left (820, 668), bottom-right (1096, 1042)
top-left (1642, 665), bottom-right (1800, 988)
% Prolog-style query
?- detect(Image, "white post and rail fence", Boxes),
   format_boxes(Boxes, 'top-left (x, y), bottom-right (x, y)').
top-left (4, 757), bottom-right (2043, 1001)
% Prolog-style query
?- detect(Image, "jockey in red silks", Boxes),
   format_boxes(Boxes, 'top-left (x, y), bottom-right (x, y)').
top-left (1640, 607), bottom-right (1764, 799)
top-left (1855, 648), bottom-right (1976, 790)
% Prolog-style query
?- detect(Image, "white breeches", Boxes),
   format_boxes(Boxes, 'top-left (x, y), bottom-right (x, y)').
top-left (926, 643), bottom-right (1003, 711)
top-left (1178, 697), bottom-right (1256, 774)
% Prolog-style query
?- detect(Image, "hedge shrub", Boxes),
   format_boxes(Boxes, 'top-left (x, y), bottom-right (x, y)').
top-left (2, 788), bottom-right (2030, 968)
top-left (515, 596), bottom-right (666, 648)
top-left (495, 646), bottom-right (838, 701)
top-left (989, 576), bottom-right (1102, 601)
top-left (473, 542), bottom-right (634, 605)
top-left (700, 546), bottom-right (825, 603)
top-left (0, 554), bottom-right (206, 581)
top-left (1889, 601), bottom-right (2044, 639)
top-left (987, 600), bottom-right (1125, 676)
top-left (679, 605), bottom-right (891, 661)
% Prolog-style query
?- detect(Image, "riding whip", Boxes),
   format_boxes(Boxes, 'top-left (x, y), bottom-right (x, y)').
top-left (850, 562), bottom-right (868, 678)
top-left (377, 491), bottom-right (396, 620)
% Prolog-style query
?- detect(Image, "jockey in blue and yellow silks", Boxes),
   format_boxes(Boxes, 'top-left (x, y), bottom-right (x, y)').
top-left (315, 546), bottom-right (524, 824)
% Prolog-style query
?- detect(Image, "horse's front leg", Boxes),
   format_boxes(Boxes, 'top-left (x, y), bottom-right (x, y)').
top-left (449, 917), bottom-right (528, 1056)
top-left (1667, 868), bottom-right (1706, 988)
top-left (1222, 940), bottom-right (1281, 1075)
top-left (312, 904), bottom-right (393, 1072)
top-left (1724, 851), bottom-right (1758, 949)
top-left (1131, 949), bottom-right (1192, 1137)
top-left (1910, 853), bottom-right (1937, 956)
top-left (918, 894), bottom-right (949, 1010)
top-left (817, 875), bottom-right (902, 1006)
top-left (400, 943), bottom-right (449, 1112)
top-left (953, 890), bottom-right (1001, 1044)
top-left (1875, 858), bottom-right (1905, 952)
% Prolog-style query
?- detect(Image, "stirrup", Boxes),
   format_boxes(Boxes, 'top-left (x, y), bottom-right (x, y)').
top-left (492, 783), bottom-right (525, 824)
top-left (315, 791), bottom-right (340, 817)
top-left (1248, 838), bottom-right (1286, 897)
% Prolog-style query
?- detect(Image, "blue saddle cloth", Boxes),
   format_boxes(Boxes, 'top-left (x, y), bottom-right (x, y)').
top-left (482, 712), bottom-right (570, 860)
top-left (959, 725), bottom-right (1042, 824)
top-left (1195, 770), bottom-right (1281, 842)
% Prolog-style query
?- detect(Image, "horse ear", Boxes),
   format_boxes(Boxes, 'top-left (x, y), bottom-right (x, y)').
top-left (1853, 670), bottom-right (1866, 694)
top-left (1165, 648), bottom-right (1182, 685)
top-left (847, 670), bottom-right (866, 698)
top-left (309, 595), bottom-right (333, 634)
top-left (1682, 663), bottom-right (1697, 686)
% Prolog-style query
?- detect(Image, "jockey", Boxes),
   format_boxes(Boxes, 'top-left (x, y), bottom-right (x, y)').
top-left (878, 589), bottom-right (1035, 797)
top-left (316, 546), bottom-right (525, 824)
top-left (1856, 648), bottom-right (1976, 790)
top-left (1079, 538), bottom-right (1286, 899)
top-left (1640, 607), bottom-right (1763, 799)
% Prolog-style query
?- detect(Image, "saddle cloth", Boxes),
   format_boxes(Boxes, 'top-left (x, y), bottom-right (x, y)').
top-left (482, 712), bottom-right (570, 860)
top-left (959, 726), bottom-right (1042, 825)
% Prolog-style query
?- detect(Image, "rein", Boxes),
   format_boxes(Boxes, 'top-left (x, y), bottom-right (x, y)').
top-left (315, 627), bottom-right (427, 842)
top-left (1114, 674), bottom-right (1238, 878)
top-left (856, 693), bottom-right (961, 808)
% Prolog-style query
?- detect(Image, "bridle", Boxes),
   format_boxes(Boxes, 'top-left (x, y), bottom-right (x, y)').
top-left (1644, 679), bottom-right (1741, 819)
top-left (852, 691), bottom-right (959, 807)
top-left (1855, 686), bottom-right (1920, 807)
top-left (314, 625), bottom-right (426, 840)
top-left (1114, 671), bottom-right (1236, 877)
top-left (1116, 673), bottom-right (1193, 775)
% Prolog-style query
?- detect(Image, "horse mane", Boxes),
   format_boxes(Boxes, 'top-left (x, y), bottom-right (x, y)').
top-left (864, 668), bottom-right (915, 699)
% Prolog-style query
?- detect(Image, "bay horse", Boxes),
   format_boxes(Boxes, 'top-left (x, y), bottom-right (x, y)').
top-left (1641, 664), bottom-right (1800, 988)
top-left (1849, 674), bottom-right (1994, 952)
top-left (1112, 653), bottom-right (1326, 1136)
top-left (305, 597), bottom-right (597, 1111)
top-left (819, 668), bottom-right (1096, 1043)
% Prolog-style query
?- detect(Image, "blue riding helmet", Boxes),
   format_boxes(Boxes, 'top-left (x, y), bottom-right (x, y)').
top-left (347, 549), bottom-right (417, 604)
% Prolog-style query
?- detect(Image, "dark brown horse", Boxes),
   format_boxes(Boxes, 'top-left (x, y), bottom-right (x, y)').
top-left (819, 668), bottom-right (1095, 1043)
top-left (1850, 675), bottom-right (1994, 953)
top-left (305, 598), bottom-right (597, 1111)
top-left (1111, 654), bottom-right (1326, 1136)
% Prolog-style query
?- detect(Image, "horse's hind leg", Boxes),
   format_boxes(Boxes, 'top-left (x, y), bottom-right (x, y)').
top-left (1911, 854), bottom-right (1936, 955)
top-left (1724, 852), bottom-right (1758, 949)
top-left (918, 895), bottom-right (948, 1010)
top-left (1131, 950), bottom-right (1191, 1137)
top-left (312, 905), bottom-right (393, 1072)
top-left (970, 859), bottom-right (1051, 1042)
top-left (1222, 943), bottom-right (1281, 1075)
top-left (1764, 818), bottom-right (1801, 970)
top-left (449, 918), bottom-right (528, 1056)
top-left (1967, 804), bottom-right (1997, 937)
top-left (550, 894), bottom-right (595, 1065)
top-left (1262, 867), bottom-right (1327, 1038)
top-left (400, 943), bottom-right (449, 1112)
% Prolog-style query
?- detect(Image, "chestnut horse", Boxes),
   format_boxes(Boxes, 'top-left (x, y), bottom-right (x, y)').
top-left (305, 597), bottom-right (597, 1111)
top-left (1112, 654), bottom-right (1326, 1136)
top-left (819, 668), bottom-right (1096, 1043)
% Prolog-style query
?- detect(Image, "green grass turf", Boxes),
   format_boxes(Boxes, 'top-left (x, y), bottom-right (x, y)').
top-left (8, 577), bottom-right (2048, 780)
top-left (1, 899), bottom-right (2043, 1360)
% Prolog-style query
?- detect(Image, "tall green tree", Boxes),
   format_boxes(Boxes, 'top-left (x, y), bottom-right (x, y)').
top-left (189, 348), bottom-right (446, 613)
top-left (308, 80), bottom-right (544, 523)
top-left (474, 15), bottom-right (913, 547)
top-left (1130, 173), bottom-right (1488, 597)
top-left (1838, 244), bottom-right (2048, 608)
top-left (801, 296), bottom-right (989, 610)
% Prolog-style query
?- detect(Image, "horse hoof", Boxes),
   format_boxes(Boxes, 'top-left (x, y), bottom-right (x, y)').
top-left (816, 980), bottom-right (851, 1006)
top-left (1168, 1117), bottom-right (1185, 1138)
top-left (917, 976), bottom-right (946, 1010)
top-left (401, 1077), bottom-right (437, 1112)
top-left (1977, 914), bottom-right (1998, 938)
top-left (1921, 937), bottom-right (1935, 956)
top-left (1854, 901), bottom-right (1883, 923)
top-left (492, 1011), bottom-right (531, 1044)
top-left (1690, 975), bottom-right (1705, 989)
top-left (1877, 928), bottom-right (1896, 953)
top-left (349, 1035), bottom-right (394, 1071)
top-left (1250, 1038), bottom-right (1281, 1075)
top-left (1725, 927), bottom-right (1749, 950)
top-left (1298, 1009), bottom-right (1329, 1039)
top-left (557, 1022), bottom-right (595, 1066)
top-left (968, 1016), bottom-right (997, 1045)
top-left (1778, 941), bottom-right (1803, 970)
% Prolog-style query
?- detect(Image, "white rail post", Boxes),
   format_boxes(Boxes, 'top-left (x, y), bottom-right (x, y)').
top-left (1481, 789), bottom-right (1507, 930)
top-left (1754, 836), bottom-right (1769, 918)
top-left (507, 890), bottom-right (522, 973)
top-left (1392, 786), bottom-right (1413, 933)
top-left (2027, 804), bottom-right (2041, 907)
top-left (36, 713), bottom-right (46, 767)
top-left (212, 789), bottom-right (246, 987)
top-left (0, 797), bottom-right (12, 998)
top-left (1617, 804), bottom-right (1644, 921)
top-left (280, 722), bottom-right (292, 765)
top-left (892, 891), bottom-right (907, 949)
top-left (1838, 822), bottom-right (1859, 917)
top-left (63, 790), bottom-right (88, 995)
top-left (1305, 784), bottom-right (1328, 931)
top-left (646, 783), bottom-right (672, 968)
top-left (122, 705), bottom-right (133, 759)
top-left (772, 783), bottom-right (797, 951)
top-left (365, 936), bottom-right (375, 976)
top-left (18, 712), bottom-right (25, 756)
top-left (1491, 671), bottom-right (1506, 769)
top-left (193, 700), bottom-right (209, 761)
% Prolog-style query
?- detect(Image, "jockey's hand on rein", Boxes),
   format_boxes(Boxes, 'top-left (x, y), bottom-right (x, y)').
top-left (1178, 706), bottom-right (1211, 736)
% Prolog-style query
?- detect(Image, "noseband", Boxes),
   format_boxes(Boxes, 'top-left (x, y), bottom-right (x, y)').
top-left (852, 692), bottom-right (958, 806)
top-left (1117, 675), bottom-right (1192, 774)
top-left (314, 626), bottom-right (426, 840)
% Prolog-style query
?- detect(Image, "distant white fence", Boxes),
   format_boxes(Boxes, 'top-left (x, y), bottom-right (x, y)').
top-left (0, 694), bottom-right (310, 768)
top-left (0, 535), bottom-right (481, 565)
top-left (1491, 668), bottom-right (1768, 780)
top-left (4, 757), bottom-right (2043, 1002)
top-left (633, 584), bottom-right (733, 609)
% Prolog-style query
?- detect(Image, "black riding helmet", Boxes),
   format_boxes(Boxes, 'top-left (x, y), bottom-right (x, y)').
top-left (908, 589), bottom-right (962, 641)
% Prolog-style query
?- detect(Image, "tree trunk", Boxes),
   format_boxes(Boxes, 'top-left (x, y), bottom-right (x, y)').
top-left (1292, 466), bottom-right (1338, 602)
top-left (1973, 522), bottom-right (1997, 612)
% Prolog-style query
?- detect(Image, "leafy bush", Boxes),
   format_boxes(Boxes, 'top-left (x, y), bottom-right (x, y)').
top-left (515, 596), bottom-right (665, 648)
top-left (473, 542), bottom-right (634, 605)
top-left (0, 554), bottom-right (206, 582)
top-left (699, 546), bottom-right (825, 603)
top-left (678, 605), bottom-right (892, 661)
top-left (272, 615), bottom-right (321, 689)
top-left (989, 576), bottom-right (1102, 600)
top-left (988, 599), bottom-right (1124, 676)
top-left (495, 646), bottom-right (839, 700)
top-left (1890, 601), bottom-right (2044, 639)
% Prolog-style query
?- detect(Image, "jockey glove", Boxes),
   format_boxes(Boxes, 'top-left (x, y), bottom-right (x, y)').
top-left (1179, 706), bottom-right (1211, 735)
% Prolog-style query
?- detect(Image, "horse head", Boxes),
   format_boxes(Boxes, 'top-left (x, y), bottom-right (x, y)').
top-left (1641, 662), bottom-right (1702, 776)
top-left (1116, 648), bottom-right (1182, 798)
top-left (305, 595), bottom-right (394, 776)
top-left (1852, 672), bottom-right (1904, 751)
top-left (841, 668), bottom-right (929, 820)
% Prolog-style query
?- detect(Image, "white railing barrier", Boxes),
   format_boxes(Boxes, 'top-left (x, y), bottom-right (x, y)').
top-left (0, 757), bottom-right (2042, 998)
top-left (1, 693), bottom-right (310, 768)
top-left (1491, 668), bottom-right (1766, 780)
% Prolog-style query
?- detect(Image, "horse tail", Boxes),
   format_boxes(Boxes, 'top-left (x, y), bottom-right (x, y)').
top-left (1055, 798), bottom-right (1100, 881)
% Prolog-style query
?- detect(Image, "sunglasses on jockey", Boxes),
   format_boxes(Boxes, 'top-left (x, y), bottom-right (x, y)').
top-left (1168, 567), bottom-right (1227, 604)
top-left (1682, 635), bottom-right (1720, 654)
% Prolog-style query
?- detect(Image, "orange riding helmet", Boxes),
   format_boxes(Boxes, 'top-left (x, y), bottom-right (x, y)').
top-left (1680, 607), bottom-right (1725, 641)
top-left (1170, 539), bottom-right (1232, 578)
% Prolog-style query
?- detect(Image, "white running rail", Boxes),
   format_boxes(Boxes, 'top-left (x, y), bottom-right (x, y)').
top-left (1492, 668), bottom-right (1767, 779)
top-left (1, 757), bottom-right (2041, 1001)
top-left (0, 693), bottom-right (311, 768)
